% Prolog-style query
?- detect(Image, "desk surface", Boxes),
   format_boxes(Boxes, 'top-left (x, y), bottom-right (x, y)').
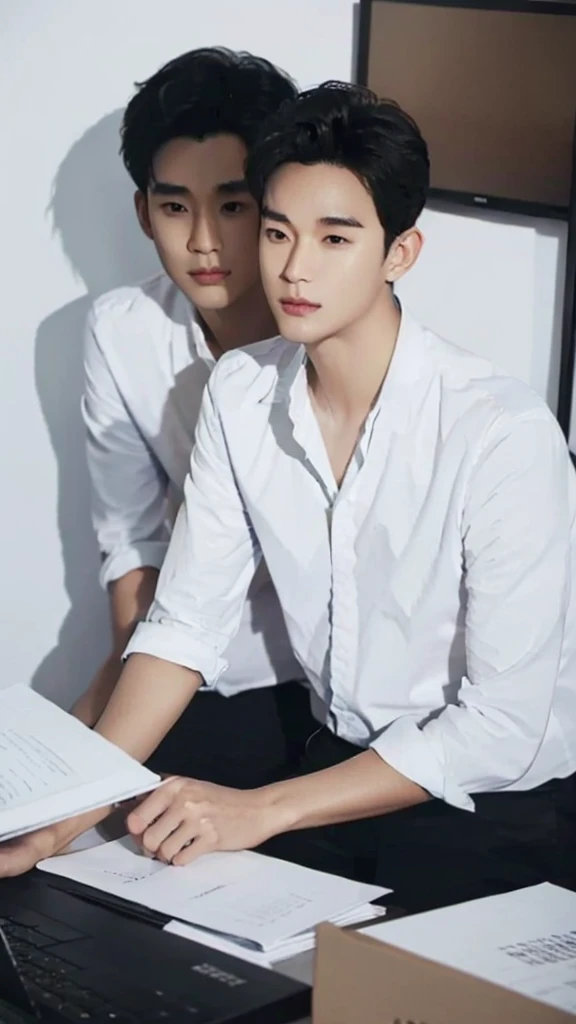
top-left (276, 953), bottom-right (314, 1024)
top-left (68, 824), bottom-right (395, 1024)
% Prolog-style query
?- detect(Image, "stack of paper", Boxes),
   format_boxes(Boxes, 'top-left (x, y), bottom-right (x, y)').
top-left (40, 837), bottom-right (388, 967)
top-left (167, 903), bottom-right (385, 969)
top-left (0, 685), bottom-right (160, 840)
top-left (361, 883), bottom-right (576, 1015)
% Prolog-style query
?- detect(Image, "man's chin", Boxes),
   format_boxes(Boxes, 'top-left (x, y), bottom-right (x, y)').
top-left (275, 315), bottom-right (326, 347)
top-left (178, 278), bottom-right (236, 311)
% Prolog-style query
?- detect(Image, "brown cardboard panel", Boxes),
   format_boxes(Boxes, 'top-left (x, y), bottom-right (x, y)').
top-left (313, 923), bottom-right (574, 1024)
top-left (365, 2), bottom-right (576, 207)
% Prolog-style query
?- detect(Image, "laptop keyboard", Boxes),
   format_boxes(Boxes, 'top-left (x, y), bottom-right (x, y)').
top-left (0, 912), bottom-right (209, 1022)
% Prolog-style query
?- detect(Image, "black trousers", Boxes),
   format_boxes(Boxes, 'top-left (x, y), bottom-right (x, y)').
top-left (263, 727), bottom-right (576, 913)
top-left (145, 689), bottom-right (575, 914)
top-left (145, 680), bottom-right (316, 789)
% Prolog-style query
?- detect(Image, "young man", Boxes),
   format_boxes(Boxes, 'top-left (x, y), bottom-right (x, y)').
top-left (70, 48), bottom-right (314, 785)
top-left (3, 83), bottom-right (576, 910)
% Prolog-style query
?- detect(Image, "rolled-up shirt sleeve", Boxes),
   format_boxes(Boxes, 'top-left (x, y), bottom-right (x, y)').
top-left (82, 309), bottom-right (170, 588)
top-left (125, 373), bottom-right (261, 686)
top-left (372, 411), bottom-right (573, 811)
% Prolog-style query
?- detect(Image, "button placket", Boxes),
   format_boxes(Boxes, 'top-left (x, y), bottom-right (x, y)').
top-left (328, 494), bottom-right (359, 722)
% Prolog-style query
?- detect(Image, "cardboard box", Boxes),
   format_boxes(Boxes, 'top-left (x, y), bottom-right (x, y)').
top-left (313, 923), bottom-right (575, 1023)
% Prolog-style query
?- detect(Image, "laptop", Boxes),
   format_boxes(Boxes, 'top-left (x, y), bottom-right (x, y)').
top-left (0, 873), bottom-right (310, 1023)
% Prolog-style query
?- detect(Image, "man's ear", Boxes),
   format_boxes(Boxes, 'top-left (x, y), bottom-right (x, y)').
top-left (134, 190), bottom-right (153, 240)
top-left (383, 226), bottom-right (424, 284)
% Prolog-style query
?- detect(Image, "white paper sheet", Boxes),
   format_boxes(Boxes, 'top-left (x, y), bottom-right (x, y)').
top-left (0, 685), bottom-right (160, 840)
top-left (40, 836), bottom-right (388, 952)
top-left (166, 904), bottom-right (385, 968)
top-left (362, 882), bottom-right (576, 1014)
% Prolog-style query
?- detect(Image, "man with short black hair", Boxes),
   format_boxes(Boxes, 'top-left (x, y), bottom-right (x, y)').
top-left (70, 47), bottom-right (313, 784)
top-left (3, 83), bottom-right (575, 909)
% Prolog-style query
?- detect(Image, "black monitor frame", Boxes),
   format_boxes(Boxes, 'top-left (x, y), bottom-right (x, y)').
top-left (356, 0), bottom-right (576, 445)
top-left (557, 124), bottom-right (576, 444)
top-left (356, 0), bottom-right (576, 221)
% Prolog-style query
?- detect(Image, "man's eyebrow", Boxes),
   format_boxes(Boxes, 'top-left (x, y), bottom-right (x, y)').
top-left (261, 207), bottom-right (364, 229)
top-left (319, 215), bottom-right (364, 228)
top-left (216, 178), bottom-right (250, 195)
top-left (261, 206), bottom-right (290, 224)
top-left (150, 180), bottom-right (189, 196)
top-left (150, 179), bottom-right (249, 197)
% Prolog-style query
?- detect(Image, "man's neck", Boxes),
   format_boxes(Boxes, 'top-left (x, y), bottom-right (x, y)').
top-left (197, 281), bottom-right (277, 356)
top-left (306, 292), bottom-right (401, 422)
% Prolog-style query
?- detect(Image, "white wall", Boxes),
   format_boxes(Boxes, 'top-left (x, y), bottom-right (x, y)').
top-left (398, 209), bottom-right (567, 410)
top-left (0, 0), bottom-right (566, 705)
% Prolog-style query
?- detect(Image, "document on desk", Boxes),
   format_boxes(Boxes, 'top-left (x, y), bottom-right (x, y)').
top-left (166, 903), bottom-right (386, 969)
top-left (362, 882), bottom-right (576, 1014)
top-left (0, 685), bottom-right (160, 841)
top-left (39, 836), bottom-right (388, 952)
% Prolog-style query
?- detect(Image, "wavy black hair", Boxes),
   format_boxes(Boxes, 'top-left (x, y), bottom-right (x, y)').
top-left (121, 47), bottom-right (297, 192)
top-left (246, 81), bottom-right (429, 251)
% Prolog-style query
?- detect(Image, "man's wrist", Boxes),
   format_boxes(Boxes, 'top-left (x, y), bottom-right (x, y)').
top-left (256, 780), bottom-right (303, 838)
top-left (253, 751), bottom-right (429, 839)
top-left (49, 804), bottom-right (113, 855)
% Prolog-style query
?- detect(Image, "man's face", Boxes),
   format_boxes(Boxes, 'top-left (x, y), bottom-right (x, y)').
top-left (259, 162), bottom-right (391, 347)
top-left (137, 134), bottom-right (261, 311)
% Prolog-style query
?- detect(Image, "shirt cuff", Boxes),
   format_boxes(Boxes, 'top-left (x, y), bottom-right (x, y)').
top-left (371, 715), bottom-right (475, 813)
top-left (123, 620), bottom-right (228, 688)
top-left (99, 542), bottom-right (169, 589)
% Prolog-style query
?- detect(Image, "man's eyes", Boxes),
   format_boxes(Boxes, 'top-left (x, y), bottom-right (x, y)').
top-left (161, 202), bottom-right (187, 214)
top-left (221, 201), bottom-right (249, 215)
top-left (264, 227), bottom-right (288, 242)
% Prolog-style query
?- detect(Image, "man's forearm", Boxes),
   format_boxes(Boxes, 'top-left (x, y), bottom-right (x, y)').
top-left (109, 567), bottom-right (160, 651)
top-left (263, 749), bottom-right (430, 834)
top-left (71, 653), bottom-right (122, 726)
top-left (71, 566), bottom-right (160, 727)
top-left (93, 652), bottom-right (203, 763)
top-left (50, 654), bottom-right (203, 854)
top-left (48, 804), bottom-right (117, 855)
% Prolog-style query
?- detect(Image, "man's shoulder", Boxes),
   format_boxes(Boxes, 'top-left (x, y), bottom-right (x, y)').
top-left (209, 335), bottom-right (296, 404)
top-left (88, 272), bottom-right (183, 337)
top-left (423, 322), bottom-right (554, 431)
top-left (414, 323), bottom-right (572, 500)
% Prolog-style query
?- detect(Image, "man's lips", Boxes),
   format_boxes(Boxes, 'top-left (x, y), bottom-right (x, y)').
top-left (280, 298), bottom-right (321, 317)
top-left (188, 269), bottom-right (231, 284)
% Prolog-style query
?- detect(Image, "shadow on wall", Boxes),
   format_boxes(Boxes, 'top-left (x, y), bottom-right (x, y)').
top-left (32, 110), bottom-right (159, 706)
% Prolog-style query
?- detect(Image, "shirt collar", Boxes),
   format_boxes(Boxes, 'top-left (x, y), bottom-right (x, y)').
top-left (257, 342), bottom-right (307, 405)
top-left (257, 306), bottom-right (429, 428)
top-left (369, 306), bottom-right (428, 429)
top-left (188, 304), bottom-right (218, 366)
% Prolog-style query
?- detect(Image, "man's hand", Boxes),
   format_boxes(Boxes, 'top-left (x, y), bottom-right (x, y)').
top-left (0, 828), bottom-right (58, 878)
top-left (126, 777), bottom-right (287, 866)
top-left (0, 801), bottom-right (121, 880)
top-left (125, 752), bottom-right (429, 868)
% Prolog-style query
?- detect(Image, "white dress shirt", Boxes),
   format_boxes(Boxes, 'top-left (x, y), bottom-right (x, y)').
top-left (82, 272), bottom-right (300, 695)
top-left (127, 308), bottom-right (576, 810)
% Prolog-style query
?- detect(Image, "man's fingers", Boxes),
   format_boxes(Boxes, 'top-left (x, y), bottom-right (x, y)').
top-left (140, 810), bottom-right (186, 855)
top-left (157, 821), bottom-right (202, 864)
top-left (171, 820), bottom-right (218, 867)
top-left (126, 779), bottom-right (180, 835)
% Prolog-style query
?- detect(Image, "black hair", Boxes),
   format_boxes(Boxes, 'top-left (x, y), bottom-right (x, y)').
top-left (121, 47), bottom-right (297, 192)
top-left (246, 81), bottom-right (429, 251)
